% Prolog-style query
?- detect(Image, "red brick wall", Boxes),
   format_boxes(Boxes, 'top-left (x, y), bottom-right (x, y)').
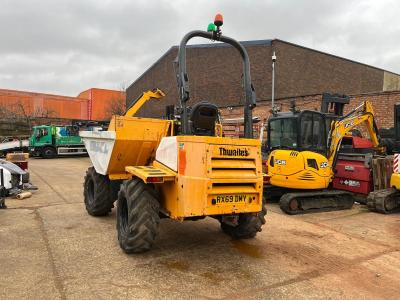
top-left (127, 40), bottom-right (390, 119)
top-left (273, 40), bottom-right (384, 98)
top-left (220, 90), bottom-right (400, 130)
top-left (126, 44), bottom-right (272, 118)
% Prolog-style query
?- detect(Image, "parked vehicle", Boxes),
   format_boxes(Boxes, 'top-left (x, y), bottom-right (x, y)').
top-left (80, 15), bottom-right (266, 253)
top-left (29, 125), bottom-right (86, 158)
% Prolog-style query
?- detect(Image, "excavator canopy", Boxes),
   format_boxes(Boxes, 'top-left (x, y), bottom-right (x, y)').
top-left (267, 110), bottom-right (329, 155)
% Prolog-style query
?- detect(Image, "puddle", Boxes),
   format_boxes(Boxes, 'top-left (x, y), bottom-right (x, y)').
top-left (161, 260), bottom-right (190, 272)
top-left (201, 271), bottom-right (219, 281)
top-left (201, 269), bottom-right (252, 283)
top-left (231, 240), bottom-right (264, 259)
top-left (288, 229), bottom-right (325, 239)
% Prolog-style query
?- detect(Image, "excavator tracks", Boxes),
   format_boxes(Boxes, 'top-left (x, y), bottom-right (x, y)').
top-left (367, 188), bottom-right (400, 214)
top-left (279, 190), bottom-right (355, 215)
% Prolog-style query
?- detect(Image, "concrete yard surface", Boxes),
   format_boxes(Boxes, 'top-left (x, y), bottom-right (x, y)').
top-left (1, 157), bottom-right (400, 299)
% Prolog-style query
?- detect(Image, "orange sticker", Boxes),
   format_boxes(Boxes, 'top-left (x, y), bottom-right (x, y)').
top-left (178, 149), bottom-right (186, 175)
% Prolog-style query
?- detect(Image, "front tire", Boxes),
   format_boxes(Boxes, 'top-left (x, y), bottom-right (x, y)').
top-left (41, 146), bottom-right (57, 159)
top-left (117, 178), bottom-right (160, 253)
top-left (83, 167), bottom-right (115, 216)
top-left (220, 200), bottom-right (267, 239)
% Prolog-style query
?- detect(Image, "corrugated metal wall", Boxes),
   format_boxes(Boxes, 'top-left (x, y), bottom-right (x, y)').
top-left (0, 88), bottom-right (126, 121)
top-left (78, 88), bottom-right (126, 120)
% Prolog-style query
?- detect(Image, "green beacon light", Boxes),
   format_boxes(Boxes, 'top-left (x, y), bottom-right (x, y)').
top-left (207, 23), bottom-right (216, 32)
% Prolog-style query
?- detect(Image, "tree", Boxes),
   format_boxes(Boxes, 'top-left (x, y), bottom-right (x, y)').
top-left (105, 83), bottom-right (127, 118)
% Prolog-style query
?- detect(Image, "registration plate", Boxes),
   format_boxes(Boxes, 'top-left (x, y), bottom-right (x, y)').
top-left (213, 194), bottom-right (248, 205)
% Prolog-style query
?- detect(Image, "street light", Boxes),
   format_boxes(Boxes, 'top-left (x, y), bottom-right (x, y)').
top-left (271, 51), bottom-right (277, 114)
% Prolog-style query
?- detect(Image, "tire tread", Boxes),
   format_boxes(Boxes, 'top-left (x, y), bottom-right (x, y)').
top-left (83, 167), bottom-right (114, 216)
top-left (117, 178), bottom-right (160, 253)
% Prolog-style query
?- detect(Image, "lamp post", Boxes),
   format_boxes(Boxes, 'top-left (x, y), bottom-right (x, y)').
top-left (271, 51), bottom-right (277, 113)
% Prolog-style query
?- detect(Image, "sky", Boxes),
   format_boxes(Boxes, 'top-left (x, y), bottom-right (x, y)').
top-left (0, 0), bottom-right (399, 96)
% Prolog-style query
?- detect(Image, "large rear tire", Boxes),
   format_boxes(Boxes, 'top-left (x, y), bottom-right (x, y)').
top-left (220, 200), bottom-right (267, 239)
top-left (116, 178), bottom-right (160, 253)
top-left (83, 167), bottom-right (115, 216)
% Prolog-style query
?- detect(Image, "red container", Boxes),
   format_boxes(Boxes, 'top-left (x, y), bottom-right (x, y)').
top-left (13, 161), bottom-right (28, 171)
top-left (350, 136), bottom-right (373, 149)
top-left (333, 159), bottom-right (372, 194)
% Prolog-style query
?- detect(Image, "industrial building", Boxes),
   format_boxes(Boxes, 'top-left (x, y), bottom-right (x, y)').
top-left (126, 39), bottom-right (400, 128)
top-left (0, 88), bottom-right (125, 121)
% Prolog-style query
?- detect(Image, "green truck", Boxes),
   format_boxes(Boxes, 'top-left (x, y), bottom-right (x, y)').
top-left (29, 125), bottom-right (87, 158)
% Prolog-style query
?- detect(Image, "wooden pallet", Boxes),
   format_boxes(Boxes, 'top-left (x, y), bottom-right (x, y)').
top-left (372, 156), bottom-right (393, 190)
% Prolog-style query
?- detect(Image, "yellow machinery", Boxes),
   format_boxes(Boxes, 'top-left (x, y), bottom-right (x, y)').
top-left (80, 16), bottom-right (266, 253)
top-left (123, 88), bottom-right (165, 118)
top-left (266, 101), bottom-right (383, 214)
top-left (367, 151), bottom-right (400, 213)
top-left (367, 171), bottom-right (400, 213)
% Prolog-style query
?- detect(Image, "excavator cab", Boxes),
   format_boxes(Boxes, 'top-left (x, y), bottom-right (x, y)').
top-left (267, 110), bottom-right (328, 155)
top-left (266, 110), bottom-right (333, 192)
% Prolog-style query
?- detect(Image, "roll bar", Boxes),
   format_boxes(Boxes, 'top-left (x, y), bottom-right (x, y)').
top-left (176, 30), bottom-right (256, 138)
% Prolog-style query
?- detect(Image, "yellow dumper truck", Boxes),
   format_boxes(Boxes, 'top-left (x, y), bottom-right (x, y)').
top-left (80, 16), bottom-right (266, 253)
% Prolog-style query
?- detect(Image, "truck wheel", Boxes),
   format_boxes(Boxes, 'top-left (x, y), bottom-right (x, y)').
top-left (220, 200), bottom-right (267, 239)
top-left (83, 167), bottom-right (115, 216)
top-left (117, 178), bottom-right (160, 253)
top-left (41, 147), bottom-right (57, 159)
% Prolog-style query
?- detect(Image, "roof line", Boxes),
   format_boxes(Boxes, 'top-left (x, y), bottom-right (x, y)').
top-left (0, 88), bottom-right (87, 101)
top-left (127, 38), bottom-right (400, 91)
top-left (273, 39), bottom-right (400, 76)
top-left (127, 46), bottom-right (176, 90)
top-left (78, 87), bottom-right (126, 95)
top-left (127, 40), bottom-right (273, 90)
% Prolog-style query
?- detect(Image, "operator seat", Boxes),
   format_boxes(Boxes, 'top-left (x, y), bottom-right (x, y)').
top-left (189, 101), bottom-right (219, 136)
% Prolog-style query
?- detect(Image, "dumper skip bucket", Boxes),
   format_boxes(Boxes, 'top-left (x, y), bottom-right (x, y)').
top-left (80, 116), bottom-right (172, 178)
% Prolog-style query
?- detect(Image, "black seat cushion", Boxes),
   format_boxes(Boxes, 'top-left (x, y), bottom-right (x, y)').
top-left (189, 101), bottom-right (219, 136)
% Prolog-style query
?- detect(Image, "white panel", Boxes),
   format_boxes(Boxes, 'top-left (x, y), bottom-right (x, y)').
top-left (0, 166), bottom-right (13, 189)
top-left (0, 139), bottom-right (29, 151)
top-left (80, 131), bottom-right (116, 175)
top-left (156, 137), bottom-right (178, 171)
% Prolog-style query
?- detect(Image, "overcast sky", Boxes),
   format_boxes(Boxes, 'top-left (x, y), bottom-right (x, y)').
top-left (0, 0), bottom-right (399, 96)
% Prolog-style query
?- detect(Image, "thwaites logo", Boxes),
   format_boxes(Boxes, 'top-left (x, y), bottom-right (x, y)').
top-left (219, 147), bottom-right (249, 157)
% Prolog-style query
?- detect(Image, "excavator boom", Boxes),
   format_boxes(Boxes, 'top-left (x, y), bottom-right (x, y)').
top-left (125, 89), bottom-right (166, 117)
top-left (327, 101), bottom-right (382, 169)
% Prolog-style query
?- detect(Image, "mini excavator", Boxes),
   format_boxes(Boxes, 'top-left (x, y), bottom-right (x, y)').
top-left (266, 101), bottom-right (383, 214)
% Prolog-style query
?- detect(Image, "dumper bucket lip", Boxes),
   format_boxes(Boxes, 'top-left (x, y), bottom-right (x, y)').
top-left (80, 130), bottom-right (116, 175)
top-left (79, 131), bottom-right (115, 140)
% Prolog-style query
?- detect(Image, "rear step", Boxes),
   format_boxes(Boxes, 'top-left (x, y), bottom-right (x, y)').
top-left (279, 190), bottom-right (354, 215)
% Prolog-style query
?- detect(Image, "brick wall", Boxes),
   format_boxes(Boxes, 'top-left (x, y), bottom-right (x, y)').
top-left (126, 39), bottom-right (395, 119)
top-left (127, 43), bottom-right (272, 118)
top-left (220, 90), bottom-right (400, 130)
top-left (273, 40), bottom-right (384, 98)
